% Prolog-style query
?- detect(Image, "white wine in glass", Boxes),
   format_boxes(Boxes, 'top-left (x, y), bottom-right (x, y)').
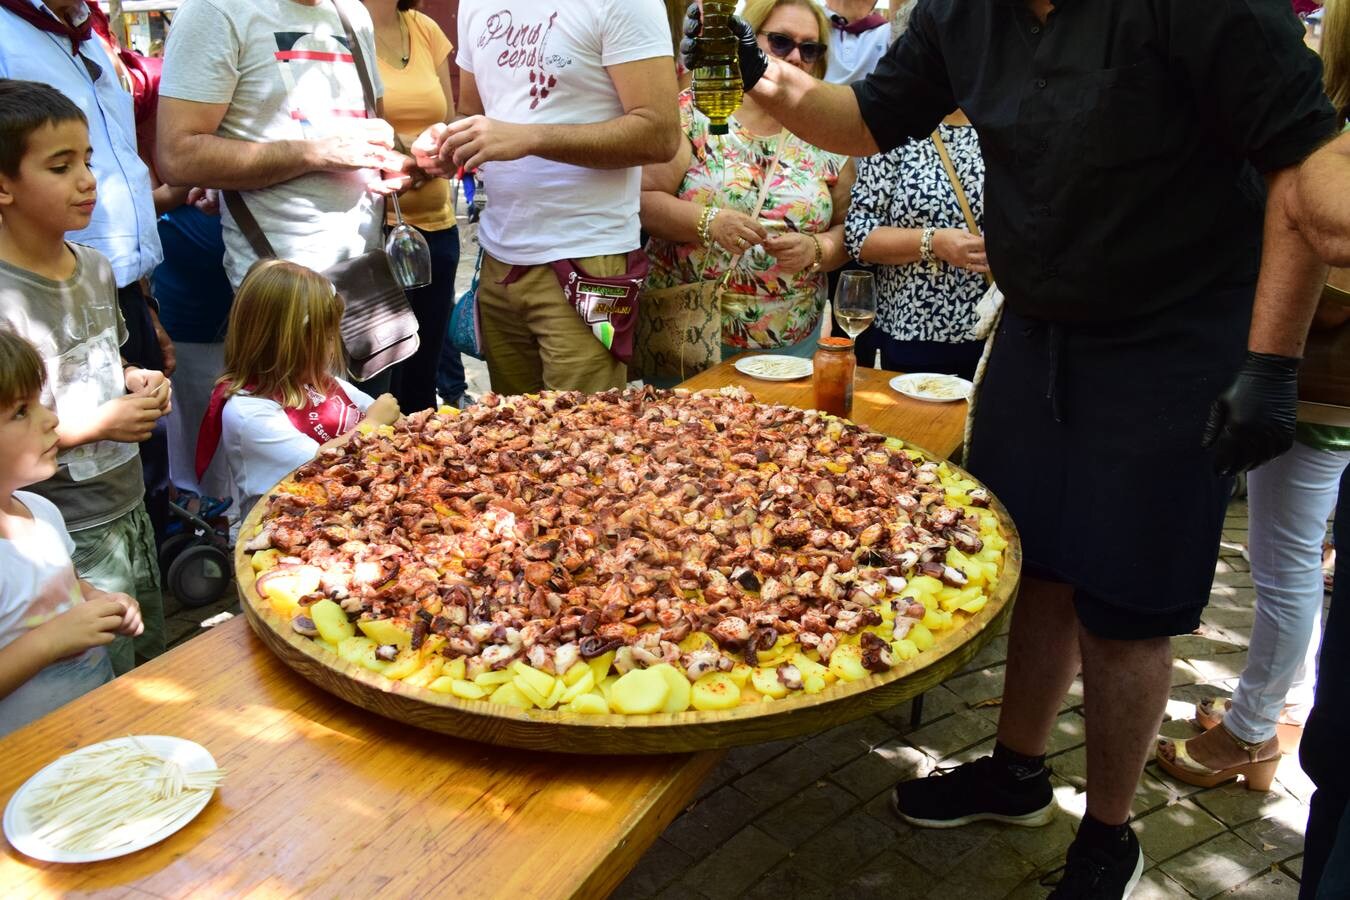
top-left (834, 271), bottom-right (877, 339)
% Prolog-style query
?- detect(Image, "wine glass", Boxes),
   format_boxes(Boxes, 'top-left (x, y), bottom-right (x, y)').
top-left (385, 193), bottom-right (432, 289)
top-left (834, 271), bottom-right (877, 340)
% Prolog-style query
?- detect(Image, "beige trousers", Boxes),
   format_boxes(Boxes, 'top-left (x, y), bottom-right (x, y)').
top-left (477, 253), bottom-right (628, 395)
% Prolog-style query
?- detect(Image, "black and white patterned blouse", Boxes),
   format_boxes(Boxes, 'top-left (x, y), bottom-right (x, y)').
top-left (844, 124), bottom-right (986, 342)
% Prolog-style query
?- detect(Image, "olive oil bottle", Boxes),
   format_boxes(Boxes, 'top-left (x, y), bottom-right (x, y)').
top-left (692, 1), bottom-right (742, 135)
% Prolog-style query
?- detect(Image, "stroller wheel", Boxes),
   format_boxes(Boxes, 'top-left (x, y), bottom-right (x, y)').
top-left (168, 543), bottom-right (233, 608)
top-left (158, 532), bottom-right (196, 585)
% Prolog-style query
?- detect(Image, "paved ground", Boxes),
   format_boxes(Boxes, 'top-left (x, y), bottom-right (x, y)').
top-left (604, 497), bottom-right (1315, 900)
top-left (158, 215), bottom-right (1316, 898)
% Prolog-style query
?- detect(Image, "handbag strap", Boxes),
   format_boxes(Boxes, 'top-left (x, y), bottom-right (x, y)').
top-left (330, 0), bottom-right (377, 116)
top-left (223, 190), bottom-right (277, 260)
top-left (703, 129), bottom-right (790, 286)
top-left (931, 127), bottom-right (992, 285)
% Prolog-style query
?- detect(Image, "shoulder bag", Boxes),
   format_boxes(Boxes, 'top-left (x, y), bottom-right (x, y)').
top-left (634, 131), bottom-right (789, 383)
top-left (932, 126), bottom-right (1000, 459)
top-left (224, 0), bottom-right (419, 382)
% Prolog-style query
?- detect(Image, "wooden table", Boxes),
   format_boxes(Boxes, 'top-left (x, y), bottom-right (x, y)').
top-left (0, 368), bottom-right (967, 899)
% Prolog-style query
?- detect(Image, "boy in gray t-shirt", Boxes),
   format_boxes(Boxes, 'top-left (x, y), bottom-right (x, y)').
top-left (0, 80), bottom-right (169, 674)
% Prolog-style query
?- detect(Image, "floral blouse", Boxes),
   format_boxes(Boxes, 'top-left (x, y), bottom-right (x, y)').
top-left (645, 91), bottom-right (848, 351)
top-left (843, 123), bottom-right (986, 343)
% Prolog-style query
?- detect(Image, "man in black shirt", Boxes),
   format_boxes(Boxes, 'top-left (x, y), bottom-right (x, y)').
top-left (684, 2), bottom-right (1334, 897)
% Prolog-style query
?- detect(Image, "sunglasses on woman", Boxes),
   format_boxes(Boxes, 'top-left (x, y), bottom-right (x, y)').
top-left (762, 32), bottom-right (826, 65)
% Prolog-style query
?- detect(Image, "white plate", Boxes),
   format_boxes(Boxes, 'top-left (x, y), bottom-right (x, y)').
top-left (889, 372), bottom-right (973, 403)
top-left (734, 355), bottom-right (813, 381)
top-left (4, 735), bottom-right (218, 863)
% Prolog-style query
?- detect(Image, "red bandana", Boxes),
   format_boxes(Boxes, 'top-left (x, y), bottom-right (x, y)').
top-left (0, 0), bottom-right (93, 55)
top-left (196, 382), bottom-right (362, 480)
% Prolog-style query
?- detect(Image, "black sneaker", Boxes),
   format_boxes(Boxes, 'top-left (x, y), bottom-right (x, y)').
top-left (1046, 826), bottom-right (1144, 899)
top-left (890, 755), bottom-right (1056, 829)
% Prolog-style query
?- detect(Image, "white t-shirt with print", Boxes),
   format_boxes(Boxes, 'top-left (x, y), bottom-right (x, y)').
top-left (160, 0), bottom-right (385, 288)
top-left (221, 379), bottom-right (374, 524)
top-left (457, 0), bottom-right (672, 265)
top-left (0, 492), bottom-right (112, 738)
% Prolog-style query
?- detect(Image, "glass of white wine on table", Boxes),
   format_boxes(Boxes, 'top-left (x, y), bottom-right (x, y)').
top-left (834, 270), bottom-right (877, 342)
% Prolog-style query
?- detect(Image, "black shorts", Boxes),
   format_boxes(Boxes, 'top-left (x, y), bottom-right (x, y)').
top-left (967, 286), bottom-right (1251, 640)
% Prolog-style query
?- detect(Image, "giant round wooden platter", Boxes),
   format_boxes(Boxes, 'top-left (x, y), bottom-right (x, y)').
top-left (236, 433), bottom-right (1021, 755)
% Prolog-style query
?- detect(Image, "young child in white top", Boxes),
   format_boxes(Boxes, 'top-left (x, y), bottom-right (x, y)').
top-left (0, 330), bottom-right (142, 737)
top-left (196, 259), bottom-right (401, 524)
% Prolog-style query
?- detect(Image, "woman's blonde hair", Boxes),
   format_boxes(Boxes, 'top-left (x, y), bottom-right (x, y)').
top-left (218, 259), bottom-right (345, 409)
top-left (740, 0), bottom-right (831, 78)
top-left (0, 328), bottom-right (45, 409)
top-left (1324, 0), bottom-right (1350, 122)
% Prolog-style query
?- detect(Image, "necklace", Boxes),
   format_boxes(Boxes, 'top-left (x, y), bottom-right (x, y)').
top-left (375, 12), bottom-right (409, 67)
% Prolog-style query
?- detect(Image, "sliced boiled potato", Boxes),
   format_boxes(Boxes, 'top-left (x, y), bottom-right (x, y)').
top-left (678, 632), bottom-right (716, 654)
top-left (382, 650), bottom-right (425, 681)
top-left (310, 599), bottom-right (355, 644)
top-left (828, 643), bottom-right (867, 682)
top-left (474, 668), bottom-right (514, 687)
top-left (751, 667), bottom-right (788, 699)
top-left (358, 618), bottom-right (411, 649)
top-left (251, 548), bottom-right (282, 573)
top-left (442, 656), bottom-right (467, 681)
top-left (562, 661), bottom-right (591, 686)
top-left (891, 639), bottom-right (918, 662)
top-left (599, 674), bottom-right (619, 704)
top-left (426, 675), bottom-right (458, 694)
top-left (490, 681), bottom-right (534, 710)
top-left (609, 668), bottom-right (670, 715)
top-left (960, 594), bottom-right (988, 614)
top-left (261, 566), bottom-right (322, 618)
top-left (404, 659), bottom-right (445, 688)
top-left (449, 679), bottom-right (487, 700)
top-left (908, 622), bottom-right (935, 651)
top-left (559, 669), bottom-right (596, 703)
top-left (336, 635), bottom-right (373, 664)
top-left (587, 650), bottom-right (617, 685)
top-left (514, 676), bottom-right (551, 708)
top-left (727, 662), bottom-right (753, 688)
top-left (907, 575), bottom-right (945, 598)
top-left (542, 679), bottom-right (567, 710)
top-left (802, 672), bottom-right (828, 694)
top-left (511, 661), bottom-right (557, 699)
top-left (691, 672), bottom-right (740, 710)
top-left (649, 664), bottom-right (692, 713)
top-left (790, 653), bottom-right (829, 680)
top-left (568, 692), bottom-right (609, 715)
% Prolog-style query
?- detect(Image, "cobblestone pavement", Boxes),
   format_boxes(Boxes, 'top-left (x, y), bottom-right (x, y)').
top-left (610, 498), bottom-right (1316, 900)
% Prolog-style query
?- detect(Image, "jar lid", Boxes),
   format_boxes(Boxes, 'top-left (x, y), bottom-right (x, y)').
top-left (818, 337), bottom-right (854, 350)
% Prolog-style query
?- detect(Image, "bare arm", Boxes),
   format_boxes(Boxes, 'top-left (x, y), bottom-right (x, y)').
top-left (639, 138), bottom-right (699, 243)
top-left (748, 60), bottom-right (879, 157)
top-left (1293, 132), bottom-right (1350, 266)
top-left (156, 98), bottom-right (408, 190)
top-left (1248, 166), bottom-right (1329, 357)
top-left (439, 57), bottom-right (681, 171)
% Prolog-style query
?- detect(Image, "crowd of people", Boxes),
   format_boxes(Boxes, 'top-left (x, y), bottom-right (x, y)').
top-left (0, 0), bottom-right (1347, 896)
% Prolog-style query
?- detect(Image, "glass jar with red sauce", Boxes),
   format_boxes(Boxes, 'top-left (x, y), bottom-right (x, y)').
top-left (812, 336), bottom-right (856, 418)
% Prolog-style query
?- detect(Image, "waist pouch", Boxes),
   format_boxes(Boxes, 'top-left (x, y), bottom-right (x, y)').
top-left (538, 251), bottom-right (649, 364)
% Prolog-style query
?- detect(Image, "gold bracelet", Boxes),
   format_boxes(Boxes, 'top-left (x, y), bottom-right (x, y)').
top-left (697, 205), bottom-right (721, 247)
top-left (809, 234), bottom-right (823, 272)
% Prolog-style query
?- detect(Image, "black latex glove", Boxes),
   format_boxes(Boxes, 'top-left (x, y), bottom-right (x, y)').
top-left (1202, 351), bottom-right (1300, 476)
top-left (680, 2), bottom-right (769, 92)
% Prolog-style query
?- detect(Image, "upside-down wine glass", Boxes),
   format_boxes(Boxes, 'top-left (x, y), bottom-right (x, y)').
top-left (385, 193), bottom-right (432, 289)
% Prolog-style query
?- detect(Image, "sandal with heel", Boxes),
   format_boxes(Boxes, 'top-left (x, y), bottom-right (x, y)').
top-left (1194, 696), bottom-right (1302, 755)
top-left (1156, 725), bottom-right (1280, 791)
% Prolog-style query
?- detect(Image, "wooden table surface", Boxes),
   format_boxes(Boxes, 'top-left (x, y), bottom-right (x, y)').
top-left (680, 355), bottom-right (968, 459)
top-left (0, 366), bottom-right (967, 899)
